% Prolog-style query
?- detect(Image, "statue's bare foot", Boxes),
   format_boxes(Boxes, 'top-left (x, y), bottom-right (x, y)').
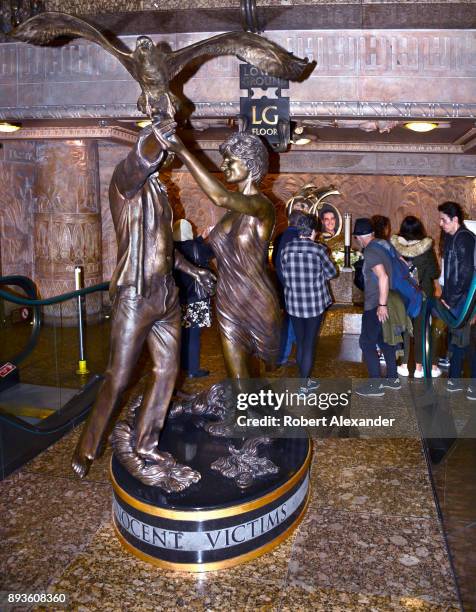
top-left (71, 428), bottom-right (100, 478)
top-left (71, 449), bottom-right (93, 479)
top-left (136, 447), bottom-right (175, 466)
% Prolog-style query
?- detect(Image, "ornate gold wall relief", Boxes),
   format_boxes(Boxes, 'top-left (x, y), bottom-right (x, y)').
top-left (96, 143), bottom-right (475, 278)
top-left (0, 142), bottom-right (36, 278)
top-left (34, 140), bottom-right (102, 321)
top-left (265, 173), bottom-right (475, 243)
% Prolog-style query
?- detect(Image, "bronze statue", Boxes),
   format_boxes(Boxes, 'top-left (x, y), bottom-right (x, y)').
top-left (155, 122), bottom-right (281, 379)
top-left (71, 125), bottom-right (215, 490)
top-left (12, 11), bottom-right (315, 119)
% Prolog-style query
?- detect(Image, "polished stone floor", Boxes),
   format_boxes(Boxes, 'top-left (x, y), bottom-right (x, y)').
top-left (0, 318), bottom-right (467, 612)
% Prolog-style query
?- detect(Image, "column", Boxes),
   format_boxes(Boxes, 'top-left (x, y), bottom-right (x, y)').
top-left (34, 140), bottom-right (103, 324)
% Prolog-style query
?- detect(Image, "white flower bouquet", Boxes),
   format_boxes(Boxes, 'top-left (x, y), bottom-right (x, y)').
top-left (331, 249), bottom-right (362, 270)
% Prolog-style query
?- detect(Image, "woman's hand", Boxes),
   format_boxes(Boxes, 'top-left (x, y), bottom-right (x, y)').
top-left (152, 119), bottom-right (184, 154)
top-left (195, 268), bottom-right (217, 296)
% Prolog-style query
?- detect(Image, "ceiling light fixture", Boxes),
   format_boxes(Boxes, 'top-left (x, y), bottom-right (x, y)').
top-left (136, 119), bottom-right (152, 128)
top-left (404, 122), bottom-right (439, 133)
top-left (291, 137), bottom-right (312, 146)
top-left (0, 122), bottom-right (21, 133)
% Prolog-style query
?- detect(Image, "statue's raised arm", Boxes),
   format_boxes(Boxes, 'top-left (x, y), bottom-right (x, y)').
top-left (154, 121), bottom-right (271, 220)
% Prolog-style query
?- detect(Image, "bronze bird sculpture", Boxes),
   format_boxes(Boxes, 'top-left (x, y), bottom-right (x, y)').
top-left (11, 12), bottom-right (315, 119)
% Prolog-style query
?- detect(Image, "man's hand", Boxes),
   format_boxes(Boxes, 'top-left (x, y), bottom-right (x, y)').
top-left (152, 119), bottom-right (184, 154)
top-left (195, 268), bottom-right (216, 296)
top-left (377, 304), bottom-right (389, 323)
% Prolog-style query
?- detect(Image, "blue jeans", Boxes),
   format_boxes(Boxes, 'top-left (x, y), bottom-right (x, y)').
top-left (359, 308), bottom-right (397, 379)
top-left (449, 344), bottom-right (476, 379)
top-left (278, 315), bottom-right (295, 365)
top-left (290, 314), bottom-right (323, 378)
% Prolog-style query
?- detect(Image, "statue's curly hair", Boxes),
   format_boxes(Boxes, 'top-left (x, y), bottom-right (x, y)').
top-left (219, 132), bottom-right (268, 184)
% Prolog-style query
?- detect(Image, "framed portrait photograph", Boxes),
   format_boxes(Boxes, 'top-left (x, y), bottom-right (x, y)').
top-left (318, 204), bottom-right (342, 241)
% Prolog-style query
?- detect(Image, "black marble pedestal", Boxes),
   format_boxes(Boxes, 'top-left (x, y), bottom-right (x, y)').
top-left (111, 417), bottom-right (311, 571)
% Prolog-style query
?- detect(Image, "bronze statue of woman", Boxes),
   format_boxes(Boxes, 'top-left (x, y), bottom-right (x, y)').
top-left (155, 122), bottom-right (281, 379)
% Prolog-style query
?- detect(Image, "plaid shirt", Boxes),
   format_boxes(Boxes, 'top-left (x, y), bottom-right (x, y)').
top-left (281, 238), bottom-right (336, 317)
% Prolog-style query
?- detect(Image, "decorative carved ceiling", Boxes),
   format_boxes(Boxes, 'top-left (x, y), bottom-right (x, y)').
top-left (4, 2), bottom-right (473, 34)
top-left (0, 15), bottom-right (475, 170)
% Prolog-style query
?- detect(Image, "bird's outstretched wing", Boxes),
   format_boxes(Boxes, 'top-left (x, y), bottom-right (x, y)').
top-left (167, 31), bottom-right (315, 82)
top-left (11, 12), bottom-right (134, 74)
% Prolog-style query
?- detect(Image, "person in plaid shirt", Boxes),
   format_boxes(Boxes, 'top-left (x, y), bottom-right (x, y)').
top-left (281, 214), bottom-right (337, 389)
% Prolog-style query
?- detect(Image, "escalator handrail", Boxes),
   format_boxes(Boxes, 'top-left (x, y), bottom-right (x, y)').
top-left (0, 277), bottom-right (109, 306)
top-left (0, 275), bottom-right (42, 366)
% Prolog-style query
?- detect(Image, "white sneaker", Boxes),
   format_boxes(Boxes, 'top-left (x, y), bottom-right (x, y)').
top-left (447, 380), bottom-right (464, 393)
top-left (413, 367), bottom-right (442, 379)
top-left (397, 364), bottom-right (409, 377)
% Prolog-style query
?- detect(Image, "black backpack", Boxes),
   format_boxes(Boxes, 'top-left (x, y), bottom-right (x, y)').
top-left (353, 257), bottom-right (365, 291)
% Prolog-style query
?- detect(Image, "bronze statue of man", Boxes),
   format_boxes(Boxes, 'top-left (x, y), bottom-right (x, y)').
top-left (155, 122), bottom-right (281, 380)
top-left (72, 125), bottom-right (214, 479)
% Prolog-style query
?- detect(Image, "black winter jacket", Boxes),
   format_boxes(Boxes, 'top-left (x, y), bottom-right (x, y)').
top-left (442, 226), bottom-right (475, 309)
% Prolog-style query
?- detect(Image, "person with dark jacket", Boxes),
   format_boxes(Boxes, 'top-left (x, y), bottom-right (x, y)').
top-left (438, 201), bottom-right (476, 397)
top-left (391, 216), bottom-right (442, 378)
top-left (272, 209), bottom-right (308, 365)
top-left (173, 219), bottom-right (215, 378)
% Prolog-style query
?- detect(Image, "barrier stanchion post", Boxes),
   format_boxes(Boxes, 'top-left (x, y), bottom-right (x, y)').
top-left (75, 266), bottom-right (89, 375)
top-left (344, 212), bottom-right (352, 269)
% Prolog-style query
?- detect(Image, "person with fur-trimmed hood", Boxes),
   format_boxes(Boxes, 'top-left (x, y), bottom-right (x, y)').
top-left (391, 215), bottom-right (442, 378)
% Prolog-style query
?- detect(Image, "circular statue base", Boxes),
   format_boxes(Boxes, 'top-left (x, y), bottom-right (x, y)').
top-left (111, 417), bottom-right (311, 571)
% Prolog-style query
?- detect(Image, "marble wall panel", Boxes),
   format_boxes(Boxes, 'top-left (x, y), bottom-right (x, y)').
top-left (45, 0), bottom-right (145, 13)
top-left (96, 146), bottom-right (475, 280)
top-left (267, 173), bottom-right (475, 240)
top-left (0, 44), bottom-right (16, 84)
top-left (2, 29), bottom-right (475, 119)
top-left (34, 140), bottom-right (103, 320)
top-left (0, 142), bottom-right (36, 278)
top-left (42, 0), bottom-right (476, 12)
